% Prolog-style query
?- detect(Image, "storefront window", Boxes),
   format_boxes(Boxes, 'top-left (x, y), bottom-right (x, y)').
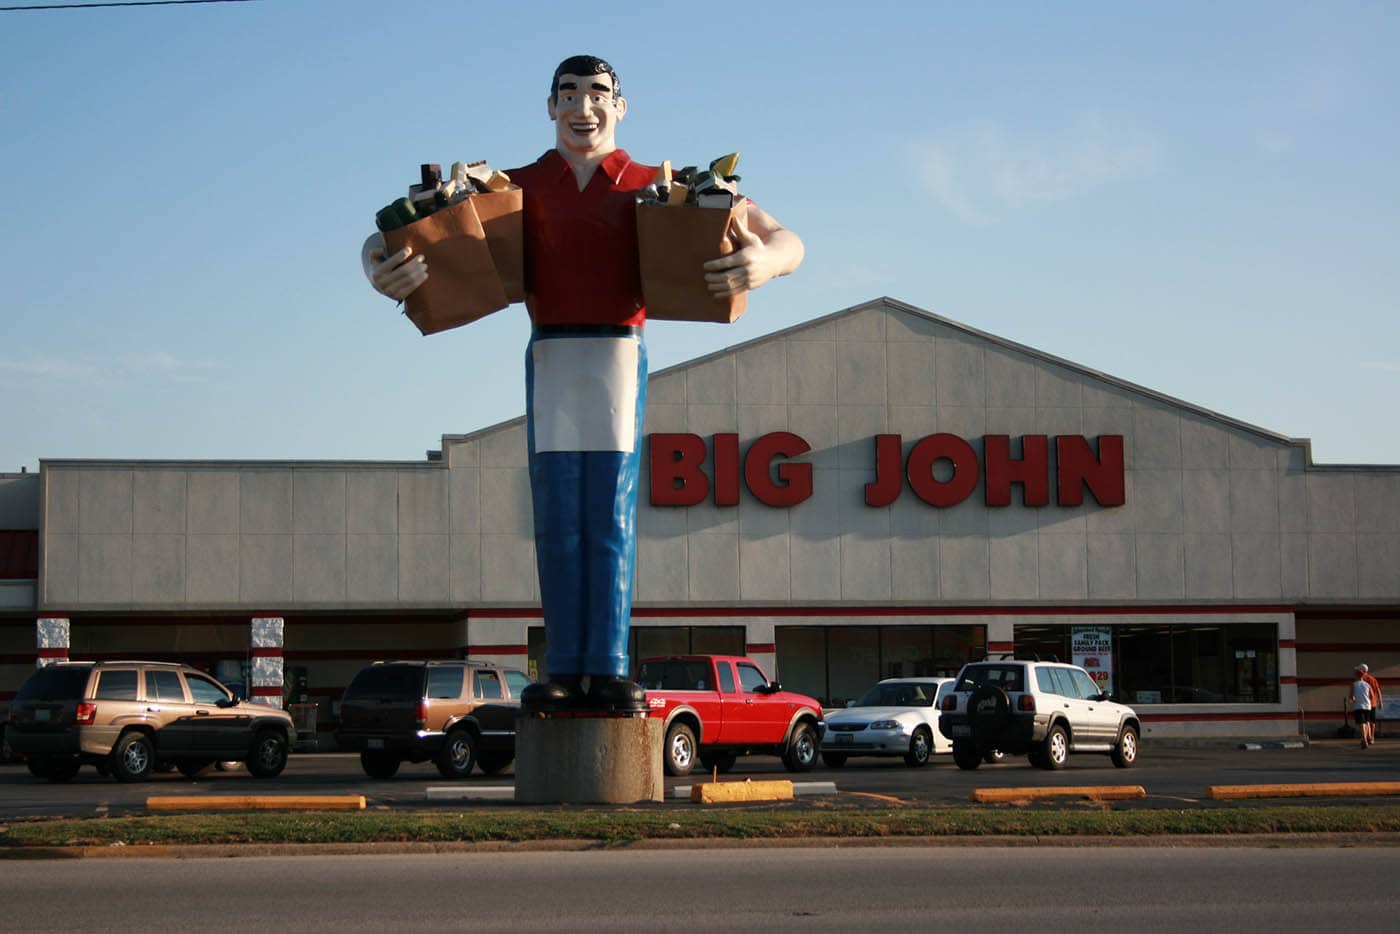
top-left (1023, 622), bottom-right (1280, 705)
top-left (775, 625), bottom-right (987, 708)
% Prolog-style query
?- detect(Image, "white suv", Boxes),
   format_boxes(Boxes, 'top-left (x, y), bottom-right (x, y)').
top-left (938, 658), bottom-right (1141, 770)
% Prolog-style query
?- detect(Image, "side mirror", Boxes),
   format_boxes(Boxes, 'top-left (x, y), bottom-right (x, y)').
top-left (216, 696), bottom-right (239, 708)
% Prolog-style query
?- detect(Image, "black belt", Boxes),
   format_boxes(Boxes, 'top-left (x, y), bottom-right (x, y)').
top-left (533, 324), bottom-right (642, 337)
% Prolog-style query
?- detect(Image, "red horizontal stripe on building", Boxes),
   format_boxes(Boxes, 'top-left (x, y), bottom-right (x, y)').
top-left (1296, 677), bottom-right (1389, 687)
top-left (251, 686), bottom-right (282, 697)
top-left (633, 604), bottom-right (1295, 618)
top-left (250, 647), bottom-right (283, 658)
top-left (467, 644), bottom-right (528, 655)
top-left (988, 641), bottom-right (1015, 653)
top-left (37, 648), bottom-right (68, 659)
top-left (1280, 676), bottom-right (1297, 684)
top-left (746, 643), bottom-right (776, 654)
top-left (457, 604), bottom-right (1295, 620)
top-left (1279, 640), bottom-right (1296, 649)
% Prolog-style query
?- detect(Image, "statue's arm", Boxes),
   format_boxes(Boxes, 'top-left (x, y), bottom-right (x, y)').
top-left (361, 232), bottom-right (428, 301)
top-left (702, 201), bottom-right (805, 298)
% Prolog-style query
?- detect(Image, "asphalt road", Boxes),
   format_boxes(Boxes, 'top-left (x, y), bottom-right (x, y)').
top-left (1, 738), bottom-right (1396, 817)
top-left (3, 846), bottom-right (1399, 932)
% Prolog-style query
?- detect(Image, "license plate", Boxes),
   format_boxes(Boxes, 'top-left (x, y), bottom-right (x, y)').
top-left (34, 709), bottom-right (50, 722)
top-left (949, 724), bottom-right (970, 737)
top-left (367, 738), bottom-right (383, 750)
top-left (834, 733), bottom-right (853, 744)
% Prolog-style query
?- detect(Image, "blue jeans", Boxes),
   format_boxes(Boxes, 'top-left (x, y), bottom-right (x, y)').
top-left (525, 331), bottom-right (647, 679)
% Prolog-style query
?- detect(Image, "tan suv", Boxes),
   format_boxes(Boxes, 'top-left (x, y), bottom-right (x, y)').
top-left (335, 660), bottom-right (529, 779)
top-left (7, 661), bottom-right (295, 783)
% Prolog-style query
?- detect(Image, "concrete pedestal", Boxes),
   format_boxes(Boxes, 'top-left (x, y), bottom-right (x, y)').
top-left (514, 713), bottom-right (663, 804)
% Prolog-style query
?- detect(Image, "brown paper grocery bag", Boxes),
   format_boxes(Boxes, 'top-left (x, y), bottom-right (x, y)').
top-left (382, 198), bottom-right (509, 336)
top-left (470, 187), bottom-right (525, 303)
top-left (636, 201), bottom-right (748, 323)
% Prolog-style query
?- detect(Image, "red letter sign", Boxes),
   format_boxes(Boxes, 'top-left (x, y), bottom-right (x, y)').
top-left (984, 434), bottom-right (1050, 507)
top-left (745, 432), bottom-right (813, 507)
top-left (1057, 435), bottom-right (1125, 506)
top-left (865, 434), bottom-right (904, 507)
top-left (906, 434), bottom-right (979, 507)
top-left (649, 433), bottom-right (709, 506)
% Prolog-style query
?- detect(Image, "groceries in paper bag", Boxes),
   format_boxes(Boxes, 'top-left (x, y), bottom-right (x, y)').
top-left (375, 161), bottom-right (524, 336)
top-left (635, 152), bottom-right (749, 324)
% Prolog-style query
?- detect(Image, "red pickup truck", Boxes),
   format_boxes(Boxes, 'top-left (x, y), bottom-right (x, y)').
top-left (638, 655), bottom-right (825, 776)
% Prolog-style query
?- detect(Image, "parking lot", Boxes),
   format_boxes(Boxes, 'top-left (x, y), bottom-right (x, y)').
top-left (1, 739), bottom-right (1396, 819)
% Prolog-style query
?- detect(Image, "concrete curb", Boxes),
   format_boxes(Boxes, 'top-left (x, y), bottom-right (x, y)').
top-left (1237, 741), bottom-right (1309, 751)
top-left (425, 786), bottom-right (515, 802)
top-left (10, 832), bottom-right (1400, 861)
top-left (146, 795), bottom-right (366, 812)
top-left (971, 786), bottom-right (1147, 803)
top-left (1208, 782), bottom-right (1400, 800)
top-left (672, 781), bottom-right (837, 800)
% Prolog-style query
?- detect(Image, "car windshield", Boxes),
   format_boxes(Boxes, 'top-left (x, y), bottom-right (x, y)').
top-left (854, 682), bottom-right (936, 707)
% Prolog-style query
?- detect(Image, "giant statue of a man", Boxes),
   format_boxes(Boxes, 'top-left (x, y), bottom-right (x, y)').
top-left (361, 55), bottom-right (804, 713)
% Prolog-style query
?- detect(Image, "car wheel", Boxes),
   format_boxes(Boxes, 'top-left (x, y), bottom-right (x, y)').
top-left (782, 722), bottom-right (819, 773)
top-left (111, 732), bottom-right (155, 783)
top-left (477, 752), bottom-right (513, 775)
top-left (1112, 725), bottom-right (1139, 768)
top-left (177, 760), bottom-right (213, 779)
top-left (821, 752), bottom-right (848, 768)
top-left (360, 750), bottom-right (400, 779)
top-left (436, 728), bottom-right (478, 779)
top-left (952, 740), bottom-right (982, 771)
top-left (246, 729), bottom-right (289, 778)
top-left (699, 751), bottom-right (738, 774)
top-left (663, 722), bottom-right (696, 776)
top-left (904, 727), bottom-right (933, 768)
top-left (983, 747), bottom-right (1006, 764)
top-left (1039, 723), bottom-right (1069, 770)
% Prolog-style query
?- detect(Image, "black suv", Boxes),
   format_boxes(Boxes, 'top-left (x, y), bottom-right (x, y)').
top-left (335, 660), bottom-right (530, 779)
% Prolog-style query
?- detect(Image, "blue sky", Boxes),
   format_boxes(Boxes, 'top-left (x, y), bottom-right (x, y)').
top-left (2, 0), bottom-right (1397, 471)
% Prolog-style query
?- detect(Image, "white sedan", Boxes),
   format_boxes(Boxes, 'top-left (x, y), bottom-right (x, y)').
top-left (820, 677), bottom-right (954, 768)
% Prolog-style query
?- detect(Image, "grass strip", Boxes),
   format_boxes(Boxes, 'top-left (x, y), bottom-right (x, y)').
top-left (4, 804), bottom-right (1400, 849)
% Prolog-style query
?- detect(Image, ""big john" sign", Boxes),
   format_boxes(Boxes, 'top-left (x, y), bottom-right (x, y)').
top-left (648, 433), bottom-right (1125, 510)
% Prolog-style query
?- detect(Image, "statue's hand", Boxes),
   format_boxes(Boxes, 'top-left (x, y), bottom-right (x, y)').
top-left (361, 233), bottom-right (428, 301)
top-left (702, 213), bottom-right (777, 298)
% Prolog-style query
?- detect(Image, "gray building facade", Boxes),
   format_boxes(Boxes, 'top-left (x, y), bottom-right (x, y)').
top-left (3, 298), bottom-right (1397, 741)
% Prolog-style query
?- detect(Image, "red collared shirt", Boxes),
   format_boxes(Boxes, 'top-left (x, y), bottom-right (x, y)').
top-left (507, 149), bottom-right (657, 327)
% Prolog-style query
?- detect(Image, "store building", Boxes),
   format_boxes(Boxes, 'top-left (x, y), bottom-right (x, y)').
top-left (2, 297), bottom-right (1397, 742)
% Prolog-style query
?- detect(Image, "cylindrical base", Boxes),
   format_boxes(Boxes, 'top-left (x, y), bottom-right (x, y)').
top-left (514, 714), bottom-right (663, 804)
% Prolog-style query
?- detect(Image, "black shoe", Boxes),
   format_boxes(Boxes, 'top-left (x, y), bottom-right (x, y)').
top-left (584, 677), bottom-right (647, 713)
top-left (521, 676), bottom-right (584, 713)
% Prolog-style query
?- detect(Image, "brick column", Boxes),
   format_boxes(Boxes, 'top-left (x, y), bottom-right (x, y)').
top-left (36, 616), bottom-right (70, 667)
top-left (250, 616), bottom-right (285, 708)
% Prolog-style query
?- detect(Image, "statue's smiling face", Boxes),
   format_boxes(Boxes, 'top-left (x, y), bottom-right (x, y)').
top-left (549, 72), bottom-right (626, 157)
